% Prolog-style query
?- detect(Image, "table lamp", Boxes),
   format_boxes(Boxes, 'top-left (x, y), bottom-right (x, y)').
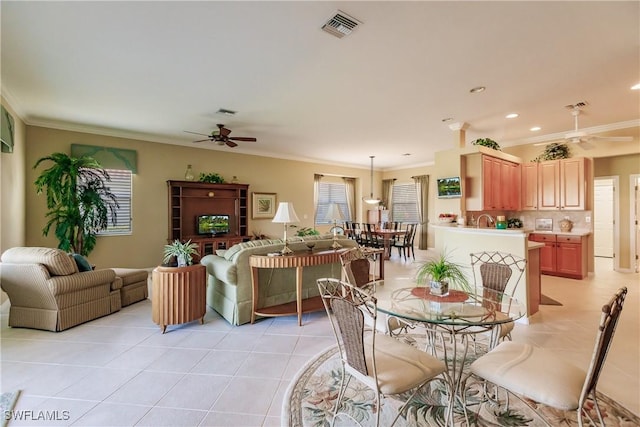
top-left (325, 203), bottom-right (344, 249)
top-left (272, 202), bottom-right (300, 254)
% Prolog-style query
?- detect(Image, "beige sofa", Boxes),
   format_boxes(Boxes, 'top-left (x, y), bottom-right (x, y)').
top-left (200, 235), bottom-right (358, 325)
top-left (0, 247), bottom-right (123, 331)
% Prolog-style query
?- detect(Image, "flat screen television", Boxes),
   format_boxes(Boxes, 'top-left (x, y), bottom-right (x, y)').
top-left (197, 214), bottom-right (230, 235)
top-left (437, 176), bottom-right (462, 198)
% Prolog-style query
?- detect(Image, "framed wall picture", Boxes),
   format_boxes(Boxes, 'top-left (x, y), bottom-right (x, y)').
top-left (252, 192), bottom-right (277, 219)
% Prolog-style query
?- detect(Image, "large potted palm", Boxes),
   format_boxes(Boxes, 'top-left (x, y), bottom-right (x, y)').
top-left (34, 152), bottom-right (118, 256)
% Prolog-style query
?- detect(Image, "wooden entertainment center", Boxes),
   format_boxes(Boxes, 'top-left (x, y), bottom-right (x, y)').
top-left (167, 180), bottom-right (250, 258)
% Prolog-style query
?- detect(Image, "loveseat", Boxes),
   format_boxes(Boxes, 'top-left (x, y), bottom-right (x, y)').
top-left (200, 235), bottom-right (358, 325)
top-left (0, 247), bottom-right (123, 331)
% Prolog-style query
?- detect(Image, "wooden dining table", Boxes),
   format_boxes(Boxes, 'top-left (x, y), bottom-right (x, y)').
top-left (374, 228), bottom-right (406, 260)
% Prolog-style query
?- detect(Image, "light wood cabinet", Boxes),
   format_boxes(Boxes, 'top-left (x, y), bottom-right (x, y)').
top-left (167, 181), bottom-right (250, 259)
top-left (529, 233), bottom-right (587, 279)
top-left (466, 154), bottom-right (521, 211)
top-left (537, 158), bottom-right (587, 211)
top-left (521, 163), bottom-right (539, 210)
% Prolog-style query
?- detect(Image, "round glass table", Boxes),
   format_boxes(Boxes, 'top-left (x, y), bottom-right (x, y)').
top-left (375, 285), bottom-right (525, 423)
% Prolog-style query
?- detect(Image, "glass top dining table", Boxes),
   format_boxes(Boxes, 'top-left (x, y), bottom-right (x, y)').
top-left (373, 280), bottom-right (525, 423)
top-left (375, 285), bottom-right (525, 331)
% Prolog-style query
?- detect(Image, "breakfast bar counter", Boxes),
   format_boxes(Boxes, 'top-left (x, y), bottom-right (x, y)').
top-left (432, 224), bottom-right (541, 319)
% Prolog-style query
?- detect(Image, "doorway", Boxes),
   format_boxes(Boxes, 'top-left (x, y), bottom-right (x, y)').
top-left (631, 175), bottom-right (640, 273)
top-left (593, 177), bottom-right (619, 272)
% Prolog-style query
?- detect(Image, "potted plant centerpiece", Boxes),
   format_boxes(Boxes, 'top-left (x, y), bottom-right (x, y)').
top-left (163, 239), bottom-right (199, 267)
top-left (416, 251), bottom-right (470, 295)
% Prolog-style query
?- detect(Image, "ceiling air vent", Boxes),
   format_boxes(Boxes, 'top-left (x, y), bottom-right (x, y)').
top-left (321, 11), bottom-right (361, 39)
top-left (564, 101), bottom-right (588, 110)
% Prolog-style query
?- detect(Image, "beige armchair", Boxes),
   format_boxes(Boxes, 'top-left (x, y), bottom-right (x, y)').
top-left (0, 247), bottom-right (122, 331)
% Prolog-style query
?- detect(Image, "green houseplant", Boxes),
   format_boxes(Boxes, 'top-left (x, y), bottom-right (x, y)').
top-left (416, 251), bottom-right (470, 294)
top-left (472, 138), bottom-right (501, 151)
top-left (199, 172), bottom-right (225, 184)
top-left (34, 152), bottom-right (118, 256)
top-left (534, 142), bottom-right (571, 162)
top-left (294, 226), bottom-right (320, 237)
top-left (163, 239), bottom-right (200, 267)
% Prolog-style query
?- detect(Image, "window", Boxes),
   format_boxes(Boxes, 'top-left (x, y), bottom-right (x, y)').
top-left (99, 169), bottom-right (132, 235)
top-left (392, 182), bottom-right (419, 223)
top-left (315, 181), bottom-right (351, 224)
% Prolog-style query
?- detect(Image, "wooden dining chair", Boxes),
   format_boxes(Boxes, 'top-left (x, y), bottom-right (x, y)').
top-left (471, 287), bottom-right (627, 427)
top-left (392, 223), bottom-right (417, 260)
top-left (316, 278), bottom-right (452, 427)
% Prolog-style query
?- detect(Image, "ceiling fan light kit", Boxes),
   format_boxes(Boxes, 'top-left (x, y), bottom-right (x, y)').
top-left (533, 104), bottom-right (634, 149)
top-left (185, 124), bottom-right (257, 148)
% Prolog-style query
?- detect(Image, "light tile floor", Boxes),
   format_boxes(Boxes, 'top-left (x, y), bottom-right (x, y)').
top-left (1, 250), bottom-right (637, 426)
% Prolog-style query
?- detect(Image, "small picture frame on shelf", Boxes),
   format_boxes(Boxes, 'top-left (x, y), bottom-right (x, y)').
top-left (252, 192), bottom-right (277, 219)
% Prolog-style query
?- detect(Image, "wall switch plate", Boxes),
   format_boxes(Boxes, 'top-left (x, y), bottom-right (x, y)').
top-left (585, 216), bottom-right (591, 223)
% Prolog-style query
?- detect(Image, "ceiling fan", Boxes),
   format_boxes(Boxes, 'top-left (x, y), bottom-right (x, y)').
top-left (535, 105), bottom-right (633, 149)
top-left (185, 124), bottom-right (257, 148)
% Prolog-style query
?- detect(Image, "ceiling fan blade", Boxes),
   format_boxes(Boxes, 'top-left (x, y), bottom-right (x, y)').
top-left (590, 135), bottom-right (634, 142)
top-left (193, 138), bottom-right (211, 143)
top-left (218, 125), bottom-right (231, 137)
top-left (533, 139), bottom-right (564, 146)
top-left (229, 137), bottom-right (257, 142)
top-left (225, 140), bottom-right (238, 148)
top-left (576, 141), bottom-right (595, 150)
top-left (184, 130), bottom-right (210, 137)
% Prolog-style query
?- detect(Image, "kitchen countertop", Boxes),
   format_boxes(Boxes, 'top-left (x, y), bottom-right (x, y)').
top-left (432, 223), bottom-right (591, 236)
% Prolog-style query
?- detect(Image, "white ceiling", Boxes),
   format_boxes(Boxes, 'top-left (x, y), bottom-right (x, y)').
top-left (2, 1), bottom-right (639, 170)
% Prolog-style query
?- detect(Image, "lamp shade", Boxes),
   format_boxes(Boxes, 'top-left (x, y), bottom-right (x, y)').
top-left (324, 203), bottom-right (344, 222)
top-left (272, 202), bottom-right (300, 224)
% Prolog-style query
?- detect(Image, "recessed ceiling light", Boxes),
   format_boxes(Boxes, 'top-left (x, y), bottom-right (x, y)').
top-left (441, 117), bottom-right (454, 122)
top-left (505, 113), bottom-right (519, 119)
top-left (530, 126), bottom-right (541, 132)
top-left (402, 153), bottom-right (411, 156)
top-left (632, 83), bottom-right (640, 90)
top-left (216, 108), bottom-right (236, 116)
top-left (469, 86), bottom-right (486, 94)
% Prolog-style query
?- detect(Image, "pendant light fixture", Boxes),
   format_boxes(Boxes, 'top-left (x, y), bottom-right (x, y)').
top-left (363, 155), bottom-right (381, 205)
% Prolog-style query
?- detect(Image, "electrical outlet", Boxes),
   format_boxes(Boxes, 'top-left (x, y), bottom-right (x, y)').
top-left (585, 216), bottom-right (591, 223)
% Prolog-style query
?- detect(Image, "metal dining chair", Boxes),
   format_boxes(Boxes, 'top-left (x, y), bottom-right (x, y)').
top-left (471, 287), bottom-right (627, 427)
top-left (316, 278), bottom-right (453, 427)
top-left (469, 251), bottom-right (527, 348)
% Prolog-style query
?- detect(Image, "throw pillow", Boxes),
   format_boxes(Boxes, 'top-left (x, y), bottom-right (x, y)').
top-left (72, 253), bottom-right (93, 272)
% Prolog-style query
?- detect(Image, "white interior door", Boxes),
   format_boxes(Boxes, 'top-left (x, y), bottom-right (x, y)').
top-left (594, 179), bottom-right (614, 258)
top-left (635, 177), bottom-right (640, 272)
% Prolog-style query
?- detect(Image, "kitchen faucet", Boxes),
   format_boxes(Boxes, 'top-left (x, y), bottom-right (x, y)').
top-left (476, 213), bottom-right (495, 228)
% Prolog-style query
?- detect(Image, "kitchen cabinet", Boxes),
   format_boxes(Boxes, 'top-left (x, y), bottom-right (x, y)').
top-left (521, 162), bottom-right (539, 210)
top-left (538, 158), bottom-right (587, 211)
top-left (529, 233), bottom-right (587, 279)
top-left (466, 153), bottom-right (521, 211)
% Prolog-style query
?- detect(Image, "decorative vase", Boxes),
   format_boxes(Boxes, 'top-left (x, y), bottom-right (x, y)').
top-left (495, 215), bottom-right (507, 229)
top-left (560, 217), bottom-right (573, 232)
top-left (184, 165), bottom-right (195, 181)
top-left (430, 280), bottom-right (449, 296)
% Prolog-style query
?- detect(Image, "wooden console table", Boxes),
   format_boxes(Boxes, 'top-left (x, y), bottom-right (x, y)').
top-left (250, 249), bottom-right (348, 326)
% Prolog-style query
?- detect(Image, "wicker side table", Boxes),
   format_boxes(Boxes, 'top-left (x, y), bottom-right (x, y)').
top-left (152, 264), bottom-right (206, 333)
